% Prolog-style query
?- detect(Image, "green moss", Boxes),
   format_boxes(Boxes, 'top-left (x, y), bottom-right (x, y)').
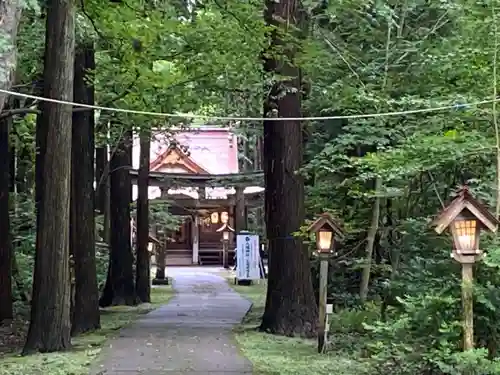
top-left (0, 284), bottom-right (174, 375)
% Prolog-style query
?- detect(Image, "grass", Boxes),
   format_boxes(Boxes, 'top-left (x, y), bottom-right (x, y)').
top-left (0, 284), bottom-right (174, 375)
top-left (230, 279), bottom-right (370, 375)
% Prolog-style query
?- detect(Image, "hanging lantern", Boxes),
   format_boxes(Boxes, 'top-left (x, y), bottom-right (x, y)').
top-left (211, 212), bottom-right (219, 224)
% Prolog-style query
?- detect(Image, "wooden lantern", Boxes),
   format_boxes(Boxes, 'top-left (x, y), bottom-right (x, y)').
top-left (432, 186), bottom-right (499, 260)
top-left (307, 213), bottom-right (345, 353)
top-left (432, 186), bottom-right (499, 351)
top-left (217, 222), bottom-right (235, 270)
top-left (307, 213), bottom-right (345, 255)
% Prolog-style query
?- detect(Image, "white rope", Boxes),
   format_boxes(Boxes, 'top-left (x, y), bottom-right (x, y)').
top-left (0, 88), bottom-right (498, 121)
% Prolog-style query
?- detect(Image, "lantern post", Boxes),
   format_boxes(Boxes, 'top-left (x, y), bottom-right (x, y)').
top-left (307, 213), bottom-right (344, 354)
top-left (217, 223), bottom-right (235, 269)
top-left (432, 186), bottom-right (499, 351)
top-left (153, 226), bottom-right (169, 285)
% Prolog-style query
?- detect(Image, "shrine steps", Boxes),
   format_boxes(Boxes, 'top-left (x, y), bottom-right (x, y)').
top-left (166, 248), bottom-right (193, 266)
top-left (199, 249), bottom-right (235, 266)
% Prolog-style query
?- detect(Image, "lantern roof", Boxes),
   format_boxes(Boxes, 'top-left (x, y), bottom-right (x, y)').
top-left (216, 223), bottom-right (235, 233)
top-left (432, 186), bottom-right (499, 234)
top-left (307, 213), bottom-right (345, 239)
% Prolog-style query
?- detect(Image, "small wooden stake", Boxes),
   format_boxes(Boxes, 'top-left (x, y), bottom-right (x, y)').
top-left (318, 258), bottom-right (329, 353)
top-left (462, 262), bottom-right (474, 351)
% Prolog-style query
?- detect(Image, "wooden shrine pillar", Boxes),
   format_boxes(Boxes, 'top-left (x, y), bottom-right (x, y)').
top-left (234, 186), bottom-right (246, 233)
top-left (192, 216), bottom-right (199, 264)
top-left (191, 186), bottom-right (205, 265)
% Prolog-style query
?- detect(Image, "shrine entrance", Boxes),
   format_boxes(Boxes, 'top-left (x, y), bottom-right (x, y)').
top-left (130, 127), bottom-right (264, 267)
top-left (197, 209), bottom-right (231, 265)
top-left (131, 170), bottom-right (264, 267)
top-left (164, 216), bottom-right (193, 266)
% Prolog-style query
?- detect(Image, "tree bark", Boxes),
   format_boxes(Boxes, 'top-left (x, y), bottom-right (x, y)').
top-left (260, 0), bottom-right (317, 337)
top-left (11, 246), bottom-right (29, 301)
top-left (15, 143), bottom-right (30, 194)
top-left (10, 115), bottom-right (30, 303)
top-left (35, 102), bottom-right (46, 227)
top-left (8, 137), bottom-right (15, 192)
top-left (14, 98), bottom-right (34, 194)
top-left (0, 0), bottom-right (22, 114)
top-left (234, 186), bottom-right (246, 232)
top-left (95, 147), bottom-right (106, 214)
top-left (23, 0), bottom-right (75, 353)
top-left (359, 177), bottom-right (382, 304)
top-left (99, 130), bottom-right (137, 307)
top-left (70, 44), bottom-right (100, 335)
top-left (136, 129), bottom-right (151, 302)
top-left (96, 139), bottom-right (110, 243)
top-left (103, 159), bottom-right (111, 243)
top-left (0, 105), bottom-right (13, 322)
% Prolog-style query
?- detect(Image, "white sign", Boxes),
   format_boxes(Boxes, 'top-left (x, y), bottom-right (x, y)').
top-left (236, 234), bottom-right (261, 280)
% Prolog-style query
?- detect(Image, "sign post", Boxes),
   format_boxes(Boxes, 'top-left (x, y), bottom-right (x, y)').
top-left (236, 233), bottom-right (261, 285)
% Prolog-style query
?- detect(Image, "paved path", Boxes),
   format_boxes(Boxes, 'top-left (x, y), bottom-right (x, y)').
top-left (91, 268), bottom-right (253, 375)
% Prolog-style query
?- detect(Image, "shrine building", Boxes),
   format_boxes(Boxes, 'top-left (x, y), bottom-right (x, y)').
top-left (130, 126), bottom-right (264, 266)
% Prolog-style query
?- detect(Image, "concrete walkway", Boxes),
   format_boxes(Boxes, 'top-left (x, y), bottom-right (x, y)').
top-left (91, 268), bottom-right (253, 375)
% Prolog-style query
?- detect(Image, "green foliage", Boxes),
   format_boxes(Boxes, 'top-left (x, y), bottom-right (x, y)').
top-left (9, 0), bottom-right (500, 372)
top-left (300, 0), bottom-right (500, 373)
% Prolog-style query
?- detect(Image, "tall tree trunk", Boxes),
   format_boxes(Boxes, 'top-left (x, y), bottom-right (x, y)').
top-left (23, 0), bottom-right (75, 353)
top-left (34, 101), bottom-right (46, 227)
top-left (99, 130), bottom-right (136, 307)
top-left (15, 141), bottom-right (31, 195)
top-left (70, 44), bottom-right (100, 335)
top-left (0, 106), bottom-right (13, 321)
top-left (359, 177), bottom-right (382, 304)
top-left (10, 112), bottom-right (30, 303)
top-left (95, 147), bottom-right (106, 214)
top-left (0, 0), bottom-right (22, 113)
top-left (254, 129), bottom-right (264, 235)
top-left (103, 159), bottom-right (111, 244)
top-left (96, 140), bottom-right (110, 243)
top-left (260, 0), bottom-right (317, 337)
top-left (136, 130), bottom-right (151, 302)
top-left (8, 132), bottom-right (15, 192)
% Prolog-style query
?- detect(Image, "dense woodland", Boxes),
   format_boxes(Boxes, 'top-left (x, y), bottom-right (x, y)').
top-left (1, 0), bottom-right (500, 374)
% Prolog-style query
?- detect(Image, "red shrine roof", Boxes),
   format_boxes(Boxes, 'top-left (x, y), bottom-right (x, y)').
top-left (148, 127), bottom-right (239, 175)
top-left (149, 143), bottom-right (210, 174)
top-left (131, 126), bottom-right (261, 201)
